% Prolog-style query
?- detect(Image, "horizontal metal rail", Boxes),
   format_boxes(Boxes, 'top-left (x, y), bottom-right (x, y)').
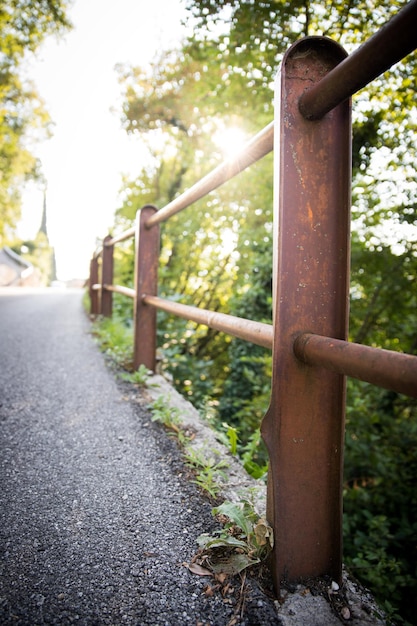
top-left (106, 228), bottom-right (135, 246)
top-left (145, 122), bottom-right (274, 228)
top-left (104, 284), bottom-right (136, 299)
top-left (142, 294), bottom-right (273, 349)
top-left (294, 333), bottom-right (417, 398)
top-left (299, 0), bottom-right (417, 120)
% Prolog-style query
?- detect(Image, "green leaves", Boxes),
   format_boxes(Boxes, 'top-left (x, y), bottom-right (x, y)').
top-left (148, 395), bottom-right (181, 428)
top-left (194, 499), bottom-right (273, 575)
top-left (0, 1), bottom-right (71, 62)
top-left (225, 424), bottom-right (238, 456)
top-left (344, 380), bottom-right (417, 623)
top-left (91, 313), bottom-right (134, 369)
top-left (120, 364), bottom-right (156, 387)
top-left (184, 447), bottom-right (229, 499)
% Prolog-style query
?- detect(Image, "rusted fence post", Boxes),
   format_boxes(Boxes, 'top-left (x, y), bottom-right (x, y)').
top-left (133, 205), bottom-right (160, 371)
top-left (101, 235), bottom-right (114, 318)
top-left (261, 37), bottom-right (351, 589)
top-left (89, 255), bottom-right (100, 316)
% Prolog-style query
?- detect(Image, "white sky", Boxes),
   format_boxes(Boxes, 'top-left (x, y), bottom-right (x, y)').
top-left (18, 0), bottom-right (188, 280)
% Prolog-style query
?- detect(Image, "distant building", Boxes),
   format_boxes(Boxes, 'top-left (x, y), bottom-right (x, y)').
top-left (0, 246), bottom-right (40, 286)
top-left (0, 188), bottom-right (57, 287)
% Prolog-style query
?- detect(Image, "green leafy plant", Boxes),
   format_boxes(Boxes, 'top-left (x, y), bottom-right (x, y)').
top-left (91, 316), bottom-right (133, 369)
top-left (216, 422), bottom-right (238, 456)
top-left (224, 423), bottom-right (238, 455)
top-left (196, 499), bottom-right (274, 575)
top-left (148, 394), bottom-right (192, 447)
top-left (120, 364), bottom-right (157, 387)
top-left (148, 395), bottom-right (181, 428)
top-left (184, 447), bottom-right (229, 499)
top-left (216, 423), bottom-right (268, 480)
top-left (241, 430), bottom-right (268, 480)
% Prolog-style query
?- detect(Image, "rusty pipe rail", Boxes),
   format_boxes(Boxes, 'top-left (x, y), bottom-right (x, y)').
top-left (106, 228), bottom-right (135, 246)
top-left (294, 333), bottom-right (417, 398)
top-left (143, 294), bottom-right (273, 349)
top-left (145, 122), bottom-right (274, 228)
top-left (299, 0), bottom-right (417, 120)
top-left (104, 284), bottom-right (136, 299)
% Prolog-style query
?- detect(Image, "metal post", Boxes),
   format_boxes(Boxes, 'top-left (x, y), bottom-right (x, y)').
top-left (89, 256), bottom-right (99, 316)
top-left (261, 37), bottom-right (352, 589)
top-left (133, 205), bottom-right (160, 371)
top-left (101, 235), bottom-right (114, 318)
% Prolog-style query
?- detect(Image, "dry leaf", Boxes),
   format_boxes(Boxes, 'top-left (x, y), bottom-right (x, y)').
top-left (203, 584), bottom-right (215, 597)
top-left (186, 562), bottom-right (212, 576)
top-left (254, 518), bottom-right (274, 548)
top-left (214, 572), bottom-right (228, 584)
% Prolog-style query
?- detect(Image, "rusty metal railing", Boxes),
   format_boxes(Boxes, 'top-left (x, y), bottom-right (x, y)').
top-left (89, 0), bottom-right (417, 594)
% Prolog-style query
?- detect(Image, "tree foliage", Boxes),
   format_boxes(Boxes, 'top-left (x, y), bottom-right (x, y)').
top-left (344, 381), bottom-right (417, 625)
top-left (0, 0), bottom-right (71, 243)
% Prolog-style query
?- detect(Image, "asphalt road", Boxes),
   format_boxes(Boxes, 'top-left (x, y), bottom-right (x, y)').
top-left (0, 288), bottom-right (279, 626)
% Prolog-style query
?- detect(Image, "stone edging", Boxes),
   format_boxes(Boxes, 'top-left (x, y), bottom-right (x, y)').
top-left (142, 373), bottom-right (387, 626)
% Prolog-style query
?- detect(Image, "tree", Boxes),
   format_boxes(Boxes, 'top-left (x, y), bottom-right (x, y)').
top-left (0, 0), bottom-right (71, 243)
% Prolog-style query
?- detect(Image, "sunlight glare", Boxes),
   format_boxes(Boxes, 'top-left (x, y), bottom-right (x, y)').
top-left (213, 125), bottom-right (247, 159)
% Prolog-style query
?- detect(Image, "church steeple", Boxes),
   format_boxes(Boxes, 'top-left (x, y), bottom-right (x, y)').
top-left (36, 185), bottom-right (57, 283)
top-left (38, 186), bottom-right (48, 240)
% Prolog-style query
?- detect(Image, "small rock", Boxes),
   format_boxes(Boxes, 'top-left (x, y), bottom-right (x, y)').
top-left (341, 606), bottom-right (351, 620)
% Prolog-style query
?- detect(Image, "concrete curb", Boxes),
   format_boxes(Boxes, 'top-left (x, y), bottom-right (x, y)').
top-left (142, 373), bottom-right (387, 626)
top-left (144, 373), bottom-right (267, 514)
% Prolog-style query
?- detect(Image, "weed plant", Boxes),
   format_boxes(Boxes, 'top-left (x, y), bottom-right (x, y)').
top-left (120, 364), bottom-right (155, 387)
top-left (195, 498), bottom-right (273, 575)
top-left (91, 316), bottom-right (133, 369)
top-left (183, 447), bottom-right (229, 499)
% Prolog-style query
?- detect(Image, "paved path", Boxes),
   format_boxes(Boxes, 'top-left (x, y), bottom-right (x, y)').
top-left (0, 288), bottom-right (279, 625)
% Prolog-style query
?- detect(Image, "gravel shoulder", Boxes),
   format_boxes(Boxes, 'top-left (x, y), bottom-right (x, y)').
top-left (0, 289), bottom-right (279, 625)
